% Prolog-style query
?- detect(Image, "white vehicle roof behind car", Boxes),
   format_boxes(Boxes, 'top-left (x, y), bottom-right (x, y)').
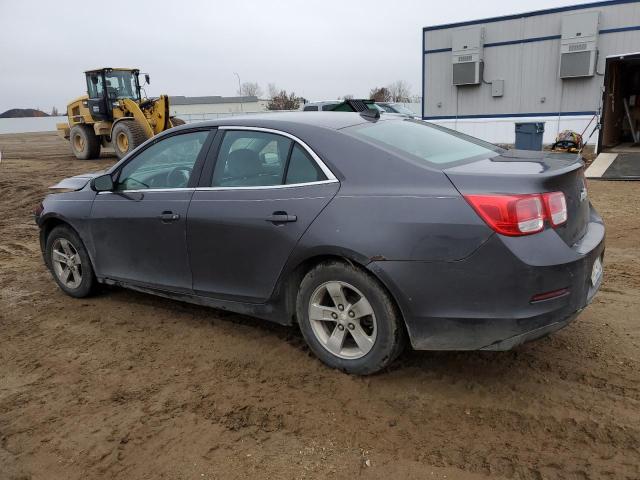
top-left (302, 101), bottom-right (340, 112)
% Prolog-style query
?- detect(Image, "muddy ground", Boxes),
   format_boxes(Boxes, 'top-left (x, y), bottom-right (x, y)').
top-left (0, 132), bottom-right (638, 480)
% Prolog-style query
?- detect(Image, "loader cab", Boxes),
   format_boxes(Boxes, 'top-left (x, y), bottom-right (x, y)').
top-left (85, 68), bottom-right (142, 121)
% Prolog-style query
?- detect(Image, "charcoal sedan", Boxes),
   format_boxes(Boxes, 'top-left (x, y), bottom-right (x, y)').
top-left (36, 112), bottom-right (605, 374)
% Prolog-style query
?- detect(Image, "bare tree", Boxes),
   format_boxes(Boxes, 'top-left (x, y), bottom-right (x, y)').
top-left (267, 90), bottom-right (301, 111)
top-left (369, 87), bottom-right (391, 102)
top-left (238, 81), bottom-right (263, 98)
top-left (267, 83), bottom-right (279, 99)
top-left (51, 106), bottom-right (59, 116)
top-left (387, 80), bottom-right (412, 102)
top-left (342, 94), bottom-right (354, 100)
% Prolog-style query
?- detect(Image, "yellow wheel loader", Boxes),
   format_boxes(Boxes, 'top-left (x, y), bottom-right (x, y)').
top-left (57, 68), bottom-right (184, 160)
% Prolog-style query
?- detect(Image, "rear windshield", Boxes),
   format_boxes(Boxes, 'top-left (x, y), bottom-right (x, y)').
top-left (346, 119), bottom-right (502, 165)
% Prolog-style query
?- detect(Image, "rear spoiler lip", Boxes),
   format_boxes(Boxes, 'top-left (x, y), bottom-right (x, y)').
top-left (443, 150), bottom-right (584, 180)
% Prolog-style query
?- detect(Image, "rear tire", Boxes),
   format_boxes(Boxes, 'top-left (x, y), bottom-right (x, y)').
top-left (45, 225), bottom-right (96, 298)
top-left (296, 261), bottom-right (406, 375)
top-left (112, 120), bottom-right (149, 159)
top-left (69, 125), bottom-right (101, 160)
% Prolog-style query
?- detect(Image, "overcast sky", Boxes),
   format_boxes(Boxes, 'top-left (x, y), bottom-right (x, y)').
top-left (0, 0), bottom-right (594, 113)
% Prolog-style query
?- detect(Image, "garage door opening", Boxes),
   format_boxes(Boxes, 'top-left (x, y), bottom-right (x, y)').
top-left (588, 52), bottom-right (640, 180)
top-left (600, 53), bottom-right (640, 153)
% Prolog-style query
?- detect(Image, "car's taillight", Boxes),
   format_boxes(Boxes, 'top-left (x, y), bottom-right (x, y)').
top-left (464, 194), bottom-right (544, 236)
top-left (464, 192), bottom-right (567, 237)
top-left (543, 191), bottom-right (567, 226)
top-left (515, 196), bottom-right (544, 234)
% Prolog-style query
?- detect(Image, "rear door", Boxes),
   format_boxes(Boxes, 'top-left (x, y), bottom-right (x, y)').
top-left (89, 128), bottom-right (215, 292)
top-left (188, 127), bottom-right (339, 302)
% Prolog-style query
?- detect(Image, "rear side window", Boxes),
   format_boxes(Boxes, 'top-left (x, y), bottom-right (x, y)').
top-left (285, 145), bottom-right (326, 184)
top-left (303, 106), bottom-right (319, 111)
top-left (212, 131), bottom-right (291, 187)
top-left (211, 130), bottom-right (328, 187)
top-left (321, 104), bottom-right (338, 111)
top-left (347, 120), bottom-right (500, 165)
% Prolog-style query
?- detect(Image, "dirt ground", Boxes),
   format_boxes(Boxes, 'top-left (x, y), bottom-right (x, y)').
top-left (0, 132), bottom-right (638, 480)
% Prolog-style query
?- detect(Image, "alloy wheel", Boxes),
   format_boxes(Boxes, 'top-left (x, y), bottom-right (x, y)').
top-left (51, 238), bottom-right (83, 289)
top-left (308, 281), bottom-right (377, 359)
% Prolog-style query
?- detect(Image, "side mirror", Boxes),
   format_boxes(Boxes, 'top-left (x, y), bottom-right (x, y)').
top-left (91, 174), bottom-right (114, 192)
top-left (145, 74), bottom-right (150, 85)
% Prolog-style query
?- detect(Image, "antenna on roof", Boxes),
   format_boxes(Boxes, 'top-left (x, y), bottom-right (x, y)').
top-left (360, 108), bottom-right (380, 121)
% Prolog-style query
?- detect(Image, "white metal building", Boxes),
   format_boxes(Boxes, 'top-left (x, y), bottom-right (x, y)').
top-left (422, 0), bottom-right (640, 149)
top-left (169, 95), bottom-right (268, 120)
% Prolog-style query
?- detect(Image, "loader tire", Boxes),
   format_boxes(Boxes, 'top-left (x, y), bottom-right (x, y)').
top-left (170, 117), bottom-right (186, 127)
top-left (69, 125), bottom-right (101, 160)
top-left (112, 120), bottom-right (149, 159)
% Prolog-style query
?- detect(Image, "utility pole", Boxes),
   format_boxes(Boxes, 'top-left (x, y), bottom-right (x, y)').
top-left (234, 72), bottom-right (243, 112)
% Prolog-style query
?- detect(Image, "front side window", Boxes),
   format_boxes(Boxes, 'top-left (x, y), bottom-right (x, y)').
top-left (87, 74), bottom-right (104, 99)
top-left (211, 130), bottom-right (328, 187)
top-left (105, 71), bottom-right (139, 101)
top-left (347, 119), bottom-right (501, 166)
top-left (115, 131), bottom-right (209, 190)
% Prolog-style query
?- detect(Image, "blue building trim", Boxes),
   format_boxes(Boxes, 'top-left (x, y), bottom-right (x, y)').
top-left (485, 34), bottom-right (562, 48)
top-left (425, 47), bottom-right (452, 54)
top-left (422, 0), bottom-right (640, 32)
top-left (600, 24), bottom-right (640, 33)
top-left (424, 26), bottom-right (640, 55)
top-left (423, 111), bottom-right (597, 120)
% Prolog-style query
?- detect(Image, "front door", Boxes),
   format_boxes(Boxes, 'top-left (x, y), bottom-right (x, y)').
top-left (188, 128), bottom-right (339, 303)
top-left (90, 129), bottom-right (213, 292)
top-left (86, 72), bottom-right (109, 121)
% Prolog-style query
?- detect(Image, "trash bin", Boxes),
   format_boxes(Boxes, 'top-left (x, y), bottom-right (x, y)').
top-left (515, 122), bottom-right (545, 151)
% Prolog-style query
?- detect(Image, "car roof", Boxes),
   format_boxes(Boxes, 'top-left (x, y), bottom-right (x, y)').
top-left (85, 68), bottom-right (138, 74)
top-left (187, 112), bottom-right (386, 131)
top-left (304, 101), bottom-right (340, 106)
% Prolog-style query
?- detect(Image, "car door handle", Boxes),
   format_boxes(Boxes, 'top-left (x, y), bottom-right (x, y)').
top-left (266, 212), bottom-right (297, 223)
top-left (159, 211), bottom-right (180, 223)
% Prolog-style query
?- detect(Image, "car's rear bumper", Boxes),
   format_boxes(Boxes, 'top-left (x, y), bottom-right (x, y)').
top-left (478, 309), bottom-right (582, 351)
top-left (368, 209), bottom-right (605, 351)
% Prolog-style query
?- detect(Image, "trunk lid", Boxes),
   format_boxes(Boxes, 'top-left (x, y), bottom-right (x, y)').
top-left (445, 149), bottom-right (589, 246)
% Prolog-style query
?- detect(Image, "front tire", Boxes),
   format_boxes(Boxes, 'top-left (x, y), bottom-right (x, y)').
top-left (69, 125), bottom-right (101, 160)
top-left (45, 225), bottom-right (96, 298)
top-left (112, 120), bottom-right (149, 159)
top-left (296, 261), bottom-right (406, 375)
